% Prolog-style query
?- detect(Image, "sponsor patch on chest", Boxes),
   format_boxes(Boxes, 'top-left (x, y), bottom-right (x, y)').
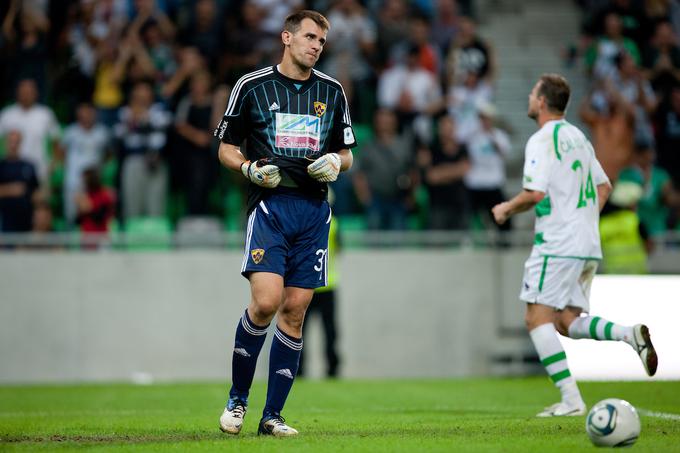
top-left (275, 113), bottom-right (321, 151)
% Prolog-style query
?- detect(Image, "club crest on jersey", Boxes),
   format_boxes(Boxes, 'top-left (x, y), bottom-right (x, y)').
top-left (251, 249), bottom-right (265, 264)
top-left (314, 101), bottom-right (327, 117)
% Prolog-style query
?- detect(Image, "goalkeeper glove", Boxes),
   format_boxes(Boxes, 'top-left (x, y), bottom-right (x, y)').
top-left (307, 153), bottom-right (341, 182)
top-left (241, 159), bottom-right (281, 188)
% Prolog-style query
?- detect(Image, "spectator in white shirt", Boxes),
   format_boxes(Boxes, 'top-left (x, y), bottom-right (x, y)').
top-left (447, 69), bottom-right (494, 144)
top-left (464, 101), bottom-right (513, 233)
top-left (61, 103), bottom-right (111, 226)
top-left (377, 45), bottom-right (443, 142)
top-left (0, 79), bottom-right (60, 184)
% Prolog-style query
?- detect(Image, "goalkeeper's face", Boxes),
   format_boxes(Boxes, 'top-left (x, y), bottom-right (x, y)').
top-left (285, 18), bottom-right (327, 70)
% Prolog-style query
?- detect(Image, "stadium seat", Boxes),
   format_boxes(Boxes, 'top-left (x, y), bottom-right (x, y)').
top-left (100, 159), bottom-right (118, 190)
top-left (176, 216), bottom-right (222, 248)
top-left (124, 216), bottom-right (173, 251)
top-left (337, 215), bottom-right (367, 232)
top-left (223, 189), bottom-right (245, 232)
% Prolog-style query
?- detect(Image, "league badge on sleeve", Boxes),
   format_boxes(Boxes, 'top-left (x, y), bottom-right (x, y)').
top-left (251, 249), bottom-right (265, 264)
top-left (343, 127), bottom-right (355, 145)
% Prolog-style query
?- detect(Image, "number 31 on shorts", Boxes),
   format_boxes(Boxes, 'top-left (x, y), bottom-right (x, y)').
top-left (314, 248), bottom-right (328, 273)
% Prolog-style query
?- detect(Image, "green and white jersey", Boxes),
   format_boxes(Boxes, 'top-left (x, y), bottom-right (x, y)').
top-left (523, 119), bottom-right (609, 259)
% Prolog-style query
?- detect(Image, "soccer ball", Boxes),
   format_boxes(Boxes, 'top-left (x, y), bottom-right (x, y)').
top-left (585, 399), bottom-right (641, 447)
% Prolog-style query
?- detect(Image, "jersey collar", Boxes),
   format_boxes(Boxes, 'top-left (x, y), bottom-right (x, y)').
top-left (274, 65), bottom-right (317, 93)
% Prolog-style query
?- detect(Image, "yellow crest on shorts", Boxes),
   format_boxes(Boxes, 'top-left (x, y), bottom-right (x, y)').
top-left (251, 249), bottom-right (265, 264)
top-left (314, 101), bottom-right (327, 117)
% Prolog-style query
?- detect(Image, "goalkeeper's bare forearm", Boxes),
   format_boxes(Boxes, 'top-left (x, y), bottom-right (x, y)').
top-left (335, 149), bottom-right (354, 172)
top-left (218, 142), bottom-right (247, 172)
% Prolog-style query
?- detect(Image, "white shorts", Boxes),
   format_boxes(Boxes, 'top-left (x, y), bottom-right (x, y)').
top-left (519, 249), bottom-right (599, 311)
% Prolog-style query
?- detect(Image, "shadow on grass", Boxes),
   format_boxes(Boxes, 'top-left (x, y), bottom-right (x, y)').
top-left (0, 432), bottom-right (228, 445)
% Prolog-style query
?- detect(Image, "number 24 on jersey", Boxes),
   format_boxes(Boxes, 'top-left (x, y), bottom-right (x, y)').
top-left (571, 159), bottom-right (596, 208)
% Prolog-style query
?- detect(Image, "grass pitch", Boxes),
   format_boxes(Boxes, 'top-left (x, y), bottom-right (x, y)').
top-left (1, 378), bottom-right (679, 452)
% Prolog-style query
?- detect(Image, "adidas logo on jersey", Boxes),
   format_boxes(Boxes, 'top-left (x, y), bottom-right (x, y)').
top-left (234, 348), bottom-right (251, 358)
top-left (275, 368), bottom-right (294, 379)
top-left (269, 102), bottom-right (280, 111)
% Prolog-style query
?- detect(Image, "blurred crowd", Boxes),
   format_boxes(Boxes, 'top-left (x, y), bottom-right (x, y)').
top-left (0, 0), bottom-right (506, 237)
top-left (572, 0), bottom-right (680, 271)
top-left (0, 0), bottom-right (679, 245)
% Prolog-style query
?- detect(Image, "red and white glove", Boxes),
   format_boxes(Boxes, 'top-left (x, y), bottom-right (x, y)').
top-left (241, 159), bottom-right (281, 188)
top-left (307, 153), bottom-right (341, 182)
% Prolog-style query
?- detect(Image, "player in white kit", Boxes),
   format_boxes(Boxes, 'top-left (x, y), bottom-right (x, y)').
top-left (492, 74), bottom-right (657, 417)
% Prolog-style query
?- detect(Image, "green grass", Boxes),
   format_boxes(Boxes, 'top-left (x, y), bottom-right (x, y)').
top-left (1, 378), bottom-right (679, 451)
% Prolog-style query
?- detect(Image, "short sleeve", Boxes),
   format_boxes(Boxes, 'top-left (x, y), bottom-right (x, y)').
top-left (214, 80), bottom-right (251, 146)
top-left (522, 135), bottom-right (551, 192)
top-left (329, 86), bottom-right (357, 151)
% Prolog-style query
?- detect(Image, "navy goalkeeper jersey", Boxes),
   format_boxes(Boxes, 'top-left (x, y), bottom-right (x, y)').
top-left (214, 65), bottom-right (357, 211)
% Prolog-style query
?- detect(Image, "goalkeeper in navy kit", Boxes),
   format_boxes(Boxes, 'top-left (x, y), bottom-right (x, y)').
top-left (214, 10), bottom-right (356, 437)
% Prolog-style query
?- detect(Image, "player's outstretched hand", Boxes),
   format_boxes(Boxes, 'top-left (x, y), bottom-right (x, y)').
top-left (307, 153), bottom-right (341, 182)
top-left (241, 159), bottom-right (281, 188)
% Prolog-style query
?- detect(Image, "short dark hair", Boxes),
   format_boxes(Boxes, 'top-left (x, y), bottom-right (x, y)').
top-left (284, 10), bottom-right (330, 33)
top-left (537, 73), bottom-right (570, 113)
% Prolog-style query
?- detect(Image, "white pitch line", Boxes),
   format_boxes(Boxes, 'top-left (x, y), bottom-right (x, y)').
top-left (638, 409), bottom-right (680, 421)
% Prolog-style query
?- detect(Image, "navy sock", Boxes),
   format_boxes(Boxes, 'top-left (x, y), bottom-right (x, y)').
top-left (229, 310), bottom-right (268, 403)
top-left (263, 326), bottom-right (303, 417)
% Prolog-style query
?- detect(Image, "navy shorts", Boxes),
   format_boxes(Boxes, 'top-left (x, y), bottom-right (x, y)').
top-left (241, 192), bottom-right (332, 289)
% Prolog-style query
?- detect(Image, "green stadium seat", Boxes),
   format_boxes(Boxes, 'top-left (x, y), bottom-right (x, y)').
top-left (224, 189), bottom-right (245, 232)
top-left (100, 159), bottom-right (118, 189)
top-left (124, 216), bottom-right (173, 251)
top-left (337, 215), bottom-right (367, 232)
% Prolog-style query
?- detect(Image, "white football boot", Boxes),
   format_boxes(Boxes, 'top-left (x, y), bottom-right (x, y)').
top-left (219, 399), bottom-right (247, 434)
top-left (631, 324), bottom-right (658, 376)
top-left (257, 415), bottom-right (299, 436)
top-left (536, 401), bottom-right (586, 417)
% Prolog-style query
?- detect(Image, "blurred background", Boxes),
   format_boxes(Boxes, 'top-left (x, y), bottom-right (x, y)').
top-left (0, 0), bottom-right (679, 383)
